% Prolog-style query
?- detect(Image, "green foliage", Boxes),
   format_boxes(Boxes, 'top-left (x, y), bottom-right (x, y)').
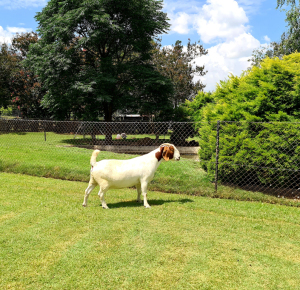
top-left (185, 91), bottom-right (214, 122)
top-left (277, 0), bottom-right (298, 8)
top-left (152, 39), bottom-right (207, 108)
top-left (190, 54), bottom-right (300, 123)
top-left (26, 0), bottom-right (172, 121)
top-left (210, 122), bottom-right (300, 189)
top-left (0, 43), bottom-right (19, 108)
top-left (187, 54), bottom-right (300, 188)
top-left (248, 44), bottom-right (279, 67)
top-left (276, 5), bottom-right (300, 56)
top-left (249, 1), bottom-right (300, 65)
top-left (0, 106), bottom-right (13, 116)
top-left (0, 32), bottom-right (48, 119)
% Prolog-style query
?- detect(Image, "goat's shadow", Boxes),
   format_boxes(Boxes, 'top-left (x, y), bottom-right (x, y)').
top-left (104, 198), bottom-right (194, 209)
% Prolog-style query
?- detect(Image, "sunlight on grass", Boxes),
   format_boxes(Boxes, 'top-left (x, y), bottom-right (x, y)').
top-left (1, 173), bottom-right (300, 289)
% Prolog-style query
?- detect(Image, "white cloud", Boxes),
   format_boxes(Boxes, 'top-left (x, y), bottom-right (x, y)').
top-left (217, 33), bottom-right (261, 59)
top-left (170, 12), bottom-right (190, 34)
top-left (264, 35), bottom-right (271, 42)
top-left (189, 0), bottom-right (266, 92)
top-left (194, 50), bottom-right (250, 92)
top-left (164, 0), bottom-right (266, 92)
top-left (0, 26), bottom-right (32, 43)
top-left (194, 0), bottom-right (249, 43)
top-left (195, 34), bottom-right (266, 92)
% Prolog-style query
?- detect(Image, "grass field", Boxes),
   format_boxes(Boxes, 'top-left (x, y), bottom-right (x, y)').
top-left (0, 132), bottom-right (300, 207)
top-left (0, 132), bottom-right (211, 194)
top-left (1, 172), bottom-right (300, 289)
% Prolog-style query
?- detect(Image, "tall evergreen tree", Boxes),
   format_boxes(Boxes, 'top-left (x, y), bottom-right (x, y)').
top-left (26, 0), bottom-right (172, 121)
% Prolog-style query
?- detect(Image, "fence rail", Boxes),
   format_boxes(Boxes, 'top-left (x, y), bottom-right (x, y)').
top-left (1, 119), bottom-right (300, 199)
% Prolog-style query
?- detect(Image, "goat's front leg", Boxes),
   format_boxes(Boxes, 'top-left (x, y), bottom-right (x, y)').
top-left (141, 181), bottom-right (151, 208)
top-left (136, 184), bottom-right (142, 204)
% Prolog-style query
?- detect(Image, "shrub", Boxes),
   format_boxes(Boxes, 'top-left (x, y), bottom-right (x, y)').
top-left (199, 121), bottom-right (300, 189)
top-left (189, 53), bottom-right (300, 190)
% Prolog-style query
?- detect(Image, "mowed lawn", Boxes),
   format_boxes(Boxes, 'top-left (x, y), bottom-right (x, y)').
top-left (1, 173), bottom-right (300, 289)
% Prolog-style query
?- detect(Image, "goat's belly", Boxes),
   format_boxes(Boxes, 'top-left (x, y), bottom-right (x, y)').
top-left (106, 177), bottom-right (139, 189)
top-left (94, 170), bottom-right (140, 188)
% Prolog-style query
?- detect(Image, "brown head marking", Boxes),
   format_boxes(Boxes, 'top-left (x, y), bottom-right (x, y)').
top-left (162, 145), bottom-right (174, 161)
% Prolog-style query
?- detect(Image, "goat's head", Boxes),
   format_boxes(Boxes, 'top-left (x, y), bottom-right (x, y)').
top-left (156, 143), bottom-right (180, 161)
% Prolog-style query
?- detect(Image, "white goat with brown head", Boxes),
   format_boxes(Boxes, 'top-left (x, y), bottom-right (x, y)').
top-left (82, 143), bottom-right (180, 209)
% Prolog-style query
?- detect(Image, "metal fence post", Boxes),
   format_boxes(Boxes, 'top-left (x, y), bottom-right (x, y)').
top-left (215, 120), bottom-right (220, 192)
top-left (43, 121), bottom-right (47, 142)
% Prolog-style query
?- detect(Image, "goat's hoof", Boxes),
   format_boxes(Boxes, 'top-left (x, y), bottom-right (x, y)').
top-left (144, 205), bottom-right (151, 209)
top-left (102, 206), bottom-right (109, 209)
top-left (82, 204), bottom-right (87, 207)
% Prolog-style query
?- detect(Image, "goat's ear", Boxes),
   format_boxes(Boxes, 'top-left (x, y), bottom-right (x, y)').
top-left (155, 146), bottom-right (164, 161)
top-left (162, 146), bottom-right (174, 161)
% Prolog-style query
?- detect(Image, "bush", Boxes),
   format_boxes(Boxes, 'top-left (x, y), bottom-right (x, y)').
top-left (199, 121), bottom-right (300, 189)
top-left (187, 53), bottom-right (300, 191)
top-left (0, 106), bottom-right (13, 116)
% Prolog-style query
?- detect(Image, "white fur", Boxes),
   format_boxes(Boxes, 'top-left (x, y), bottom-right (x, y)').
top-left (82, 144), bottom-right (180, 209)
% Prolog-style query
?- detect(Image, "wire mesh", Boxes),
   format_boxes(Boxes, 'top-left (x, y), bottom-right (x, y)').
top-left (0, 119), bottom-right (208, 196)
top-left (1, 119), bottom-right (300, 199)
top-left (213, 121), bottom-right (300, 198)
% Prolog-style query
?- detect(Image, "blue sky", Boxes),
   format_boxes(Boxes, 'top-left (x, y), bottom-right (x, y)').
top-left (0, 0), bottom-right (289, 91)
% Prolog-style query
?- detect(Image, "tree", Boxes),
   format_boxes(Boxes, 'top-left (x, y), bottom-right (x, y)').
top-left (277, 0), bottom-right (298, 7)
top-left (0, 32), bottom-right (49, 118)
top-left (0, 43), bottom-right (19, 108)
top-left (248, 0), bottom-right (300, 66)
top-left (248, 44), bottom-right (279, 67)
top-left (8, 32), bottom-right (49, 119)
top-left (12, 32), bottom-right (39, 58)
top-left (188, 53), bottom-right (300, 187)
top-left (276, 5), bottom-right (300, 55)
top-left (120, 63), bottom-right (174, 119)
top-left (189, 54), bottom-right (300, 123)
top-left (26, 0), bottom-right (172, 122)
top-left (152, 39), bottom-right (207, 108)
top-left (271, 0), bottom-right (300, 57)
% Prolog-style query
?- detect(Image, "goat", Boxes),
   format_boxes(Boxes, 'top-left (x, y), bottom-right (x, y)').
top-left (82, 143), bottom-right (180, 209)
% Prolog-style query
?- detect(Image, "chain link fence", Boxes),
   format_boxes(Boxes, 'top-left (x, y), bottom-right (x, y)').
top-left (1, 119), bottom-right (300, 200)
top-left (200, 121), bottom-right (300, 199)
top-left (0, 119), bottom-right (199, 151)
top-left (0, 119), bottom-right (208, 197)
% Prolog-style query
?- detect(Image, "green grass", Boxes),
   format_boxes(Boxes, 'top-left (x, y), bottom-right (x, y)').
top-left (0, 132), bottom-right (211, 192)
top-left (1, 172), bottom-right (300, 289)
top-left (0, 132), bottom-right (299, 207)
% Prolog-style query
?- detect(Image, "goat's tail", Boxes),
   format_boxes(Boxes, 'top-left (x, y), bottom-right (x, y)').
top-left (90, 150), bottom-right (100, 167)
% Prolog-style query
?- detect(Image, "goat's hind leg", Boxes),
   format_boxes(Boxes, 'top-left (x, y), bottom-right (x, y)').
top-left (136, 184), bottom-right (142, 204)
top-left (98, 185), bottom-right (109, 209)
top-left (83, 180), bottom-right (97, 207)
